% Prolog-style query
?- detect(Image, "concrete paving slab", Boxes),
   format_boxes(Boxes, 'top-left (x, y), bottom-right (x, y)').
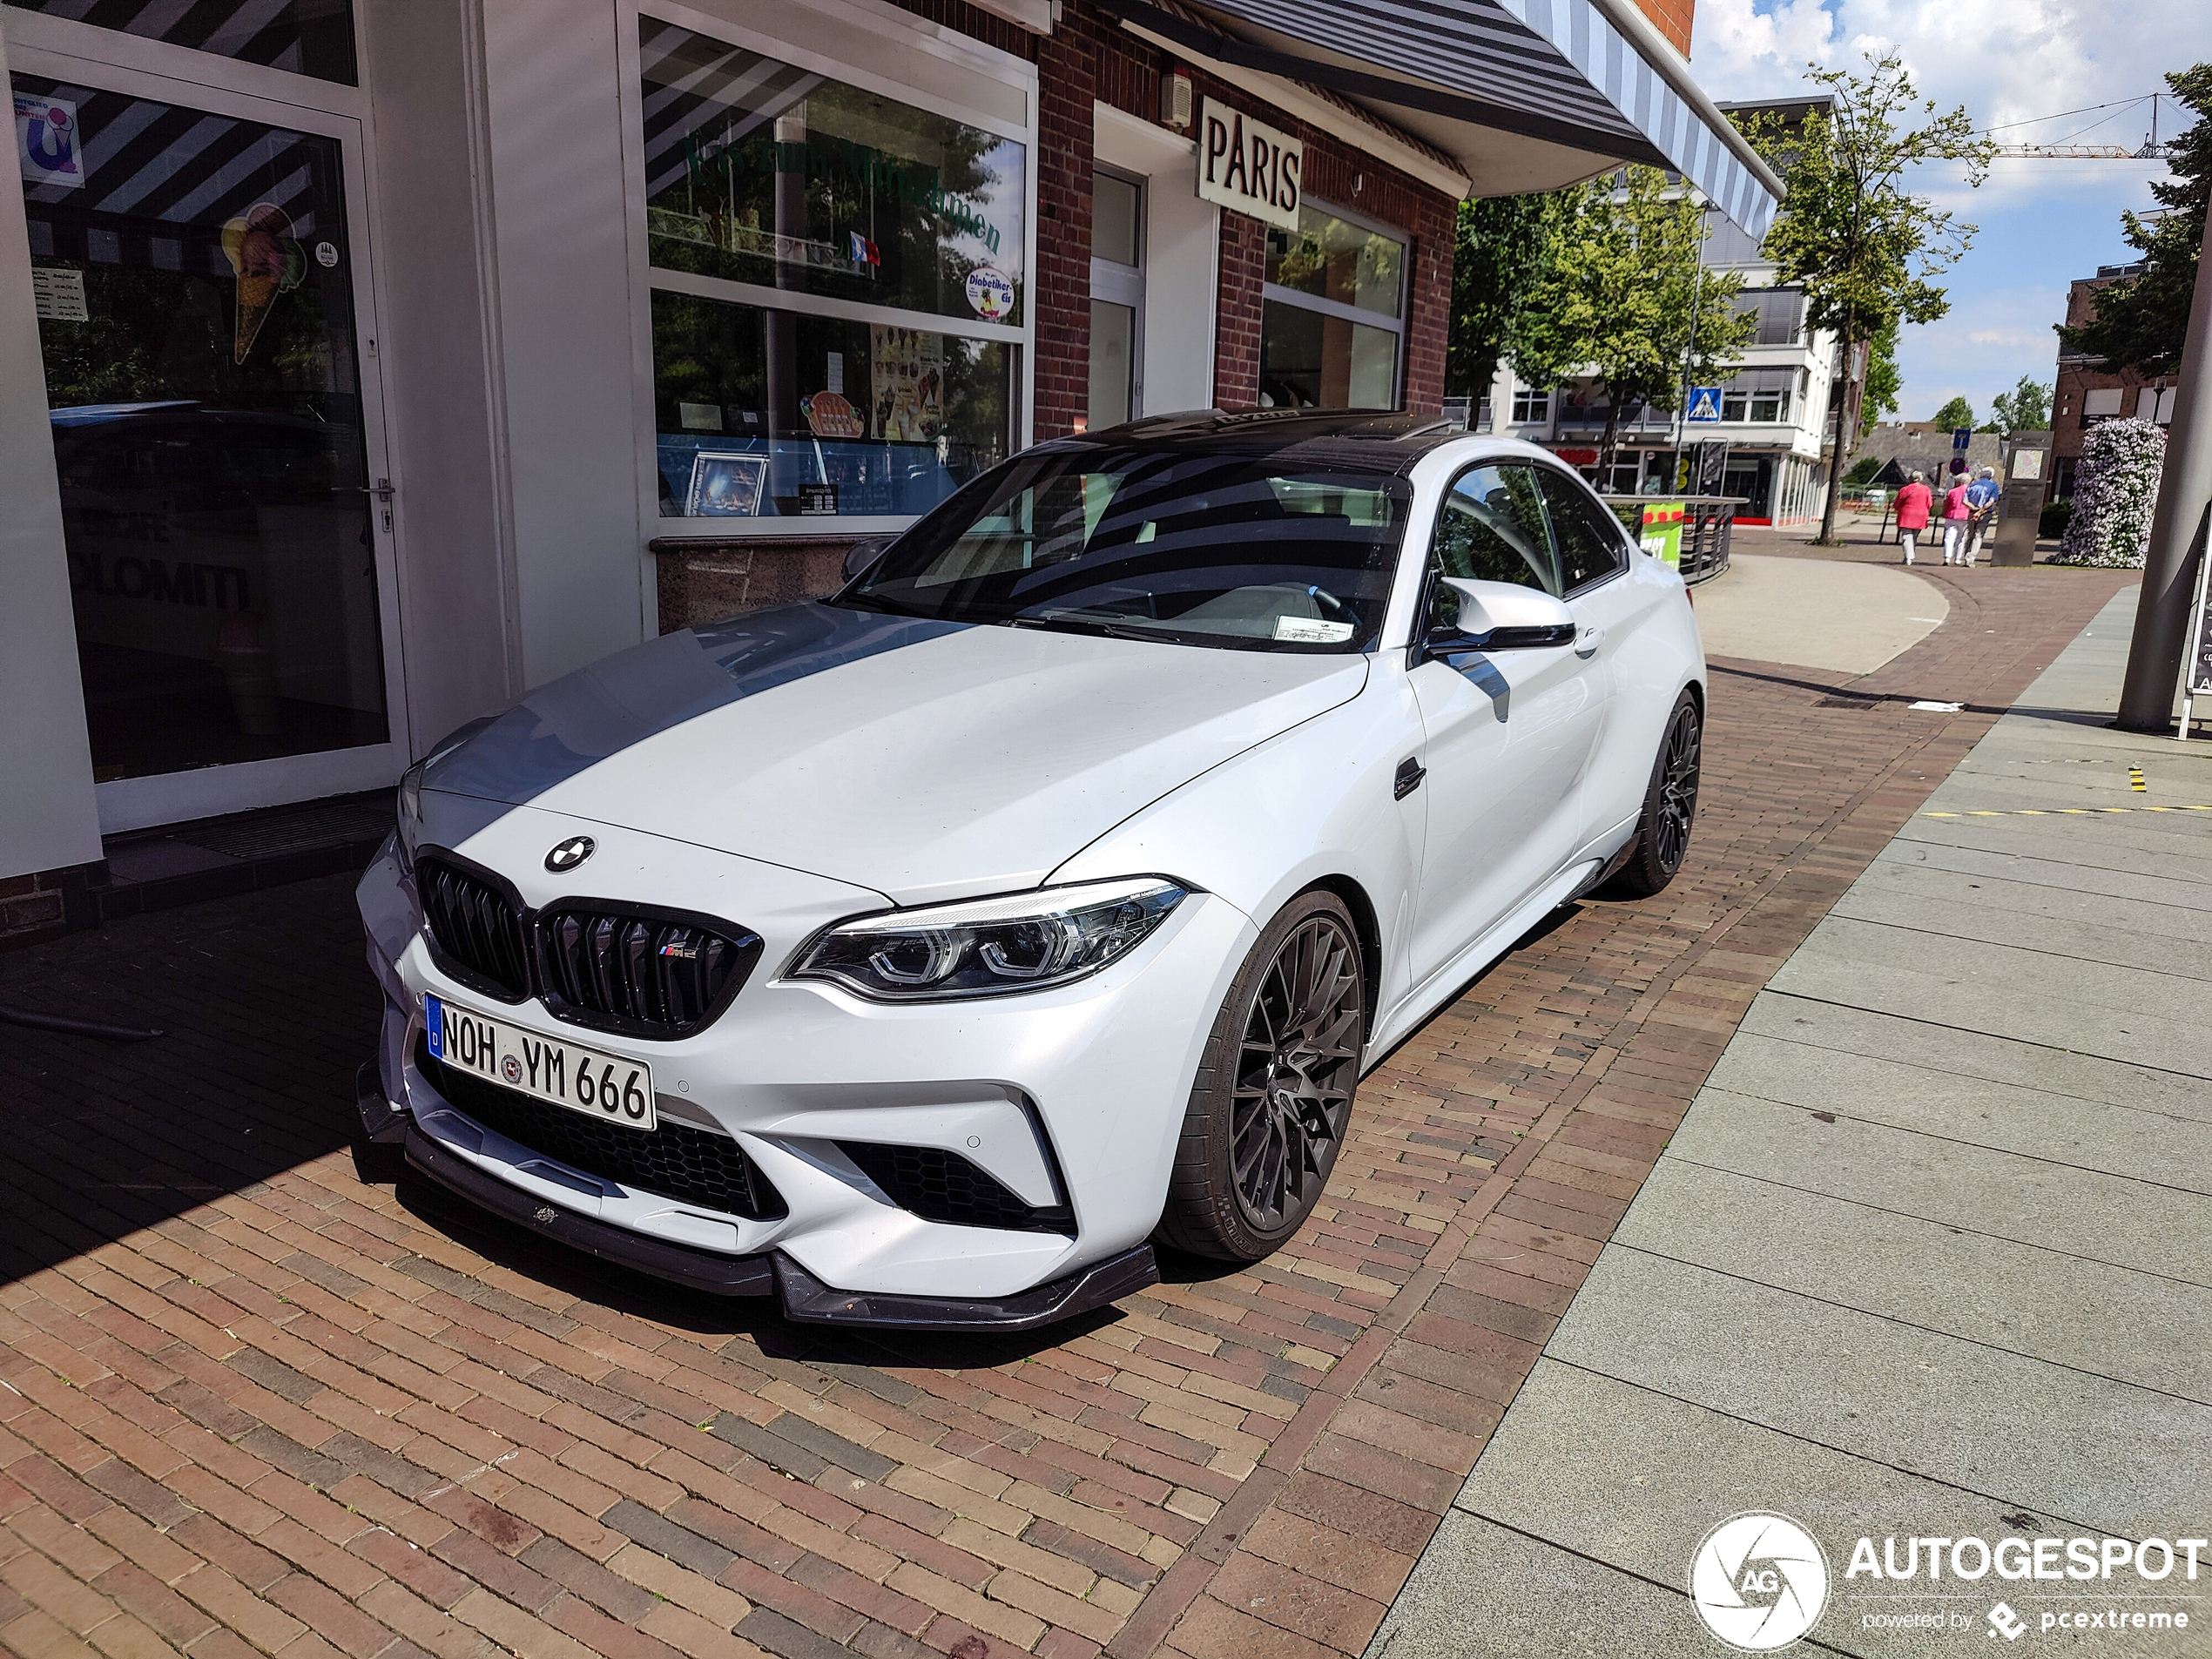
top-left (1843, 860), bottom-right (2212, 949)
top-left (1710, 1027), bottom-right (2212, 1179)
top-left (1689, 554), bottom-right (1946, 674)
top-left (1770, 921), bottom-right (2210, 1077)
top-left (1367, 1509), bottom-right (1721, 1659)
top-left (1734, 993), bottom-right (2212, 1119)
top-left (1544, 1248), bottom-right (2212, 1539)
top-left (1872, 837), bottom-right (2212, 913)
top-left (1448, 1362), bottom-right (2145, 1656)
top-left (1893, 814), bottom-right (2212, 882)
top-left (1663, 1088), bottom-right (2212, 1279)
top-left (1616, 1159), bottom-right (2212, 1399)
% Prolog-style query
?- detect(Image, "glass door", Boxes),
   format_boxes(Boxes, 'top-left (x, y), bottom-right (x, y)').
top-left (1087, 167), bottom-right (1142, 433)
top-left (12, 44), bottom-right (404, 832)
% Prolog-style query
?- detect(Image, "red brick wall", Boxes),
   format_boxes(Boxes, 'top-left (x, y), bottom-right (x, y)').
top-left (1634, 0), bottom-right (1694, 56)
top-left (1213, 212), bottom-right (1268, 409)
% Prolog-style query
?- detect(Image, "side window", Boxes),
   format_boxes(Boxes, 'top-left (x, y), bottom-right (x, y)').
top-left (1535, 468), bottom-right (1631, 592)
top-left (1426, 463), bottom-right (1560, 631)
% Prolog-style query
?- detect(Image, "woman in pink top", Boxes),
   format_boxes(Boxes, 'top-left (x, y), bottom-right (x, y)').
top-left (1941, 477), bottom-right (1973, 565)
top-left (1893, 472), bottom-right (1933, 565)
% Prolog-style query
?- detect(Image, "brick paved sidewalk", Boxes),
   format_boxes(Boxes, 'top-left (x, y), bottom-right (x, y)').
top-left (0, 563), bottom-right (2134, 1659)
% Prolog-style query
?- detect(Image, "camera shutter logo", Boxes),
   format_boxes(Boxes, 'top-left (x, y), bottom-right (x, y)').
top-left (1690, 1513), bottom-right (1829, 1650)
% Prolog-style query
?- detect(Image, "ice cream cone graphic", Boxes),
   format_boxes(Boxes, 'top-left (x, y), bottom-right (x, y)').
top-left (220, 202), bottom-right (306, 364)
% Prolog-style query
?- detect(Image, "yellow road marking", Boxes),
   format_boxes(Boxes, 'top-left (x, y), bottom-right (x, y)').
top-left (2129, 766), bottom-right (2148, 792)
top-left (1923, 804), bottom-right (2212, 819)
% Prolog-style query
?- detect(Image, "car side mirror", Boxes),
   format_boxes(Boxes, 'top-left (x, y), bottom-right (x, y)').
top-left (842, 536), bottom-right (894, 583)
top-left (1426, 577), bottom-right (1577, 655)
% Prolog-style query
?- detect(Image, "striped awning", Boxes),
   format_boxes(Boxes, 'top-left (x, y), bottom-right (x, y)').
top-left (1099, 0), bottom-right (1781, 236)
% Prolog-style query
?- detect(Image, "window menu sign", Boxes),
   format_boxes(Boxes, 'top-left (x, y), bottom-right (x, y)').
top-left (1196, 98), bottom-right (1301, 233)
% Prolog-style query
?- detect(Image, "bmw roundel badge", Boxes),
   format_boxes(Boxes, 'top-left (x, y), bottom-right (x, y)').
top-left (545, 835), bottom-right (596, 873)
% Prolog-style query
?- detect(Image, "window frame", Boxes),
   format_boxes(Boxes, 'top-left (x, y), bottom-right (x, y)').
top-left (1528, 463), bottom-right (1632, 597)
top-left (621, 0), bottom-right (1040, 536)
top-left (1258, 194), bottom-right (1409, 412)
top-left (1414, 458), bottom-right (1564, 645)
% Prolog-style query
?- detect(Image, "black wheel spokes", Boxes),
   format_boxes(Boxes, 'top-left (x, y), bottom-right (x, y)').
top-left (1654, 710), bottom-right (1701, 873)
top-left (1231, 918), bottom-right (1364, 1232)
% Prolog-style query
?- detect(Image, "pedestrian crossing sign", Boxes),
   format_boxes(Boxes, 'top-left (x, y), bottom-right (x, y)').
top-left (1686, 387), bottom-right (1722, 423)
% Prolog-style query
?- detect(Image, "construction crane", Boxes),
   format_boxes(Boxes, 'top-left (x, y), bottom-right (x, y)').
top-left (1981, 95), bottom-right (2172, 161)
top-left (1988, 141), bottom-right (2168, 160)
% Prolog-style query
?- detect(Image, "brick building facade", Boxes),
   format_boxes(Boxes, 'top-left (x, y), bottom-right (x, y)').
top-left (2052, 263), bottom-right (2178, 502)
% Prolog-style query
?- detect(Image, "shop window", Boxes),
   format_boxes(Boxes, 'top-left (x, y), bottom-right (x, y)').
top-left (638, 19), bottom-right (1025, 327)
top-left (1258, 203), bottom-right (1406, 410)
top-left (11, 0), bottom-right (357, 84)
top-left (638, 17), bottom-right (1027, 518)
top-left (650, 290), bottom-right (1011, 518)
top-left (1511, 388), bottom-right (1550, 424)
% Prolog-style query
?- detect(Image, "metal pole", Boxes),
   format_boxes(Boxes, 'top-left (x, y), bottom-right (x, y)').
top-left (2118, 207), bottom-right (2212, 730)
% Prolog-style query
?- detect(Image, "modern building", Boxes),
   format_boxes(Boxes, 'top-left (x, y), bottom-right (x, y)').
top-left (2052, 262), bottom-right (2176, 502)
top-left (1477, 95), bottom-right (1836, 528)
top-left (1, 0), bottom-right (1777, 941)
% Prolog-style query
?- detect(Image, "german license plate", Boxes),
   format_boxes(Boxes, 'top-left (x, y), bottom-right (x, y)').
top-left (425, 994), bottom-right (656, 1131)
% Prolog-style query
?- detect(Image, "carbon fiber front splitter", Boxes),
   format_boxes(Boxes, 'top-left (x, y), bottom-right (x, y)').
top-left (368, 1069), bottom-right (1157, 1332)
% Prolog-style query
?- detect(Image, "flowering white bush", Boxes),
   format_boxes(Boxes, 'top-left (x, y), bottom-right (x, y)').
top-left (2055, 418), bottom-right (2165, 568)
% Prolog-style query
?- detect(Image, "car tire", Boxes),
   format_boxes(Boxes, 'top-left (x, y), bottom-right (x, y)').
top-left (1601, 688), bottom-right (1703, 900)
top-left (1155, 891), bottom-right (1366, 1263)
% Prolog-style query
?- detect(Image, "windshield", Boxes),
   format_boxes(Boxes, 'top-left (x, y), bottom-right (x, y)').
top-left (844, 445), bottom-right (1412, 651)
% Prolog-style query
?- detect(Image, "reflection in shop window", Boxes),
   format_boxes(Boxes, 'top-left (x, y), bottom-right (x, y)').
top-left (637, 19), bottom-right (1025, 328)
top-left (651, 290), bottom-right (1012, 517)
top-left (1257, 203), bottom-right (1405, 410)
top-left (17, 72), bottom-right (387, 782)
top-left (13, 0), bottom-right (357, 84)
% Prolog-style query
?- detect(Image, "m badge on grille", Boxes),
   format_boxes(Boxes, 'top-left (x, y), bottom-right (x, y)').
top-left (545, 835), bottom-right (595, 873)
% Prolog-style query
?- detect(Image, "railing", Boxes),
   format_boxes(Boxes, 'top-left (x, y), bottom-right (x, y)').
top-left (1607, 496), bottom-right (1745, 586)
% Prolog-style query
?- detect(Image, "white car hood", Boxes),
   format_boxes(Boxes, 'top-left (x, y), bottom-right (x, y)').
top-left (422, 602), bottom-right (1369, 905)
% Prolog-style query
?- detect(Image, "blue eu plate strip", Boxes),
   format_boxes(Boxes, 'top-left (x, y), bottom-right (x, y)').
top-left (425, 994), bottom-right (445, 1059)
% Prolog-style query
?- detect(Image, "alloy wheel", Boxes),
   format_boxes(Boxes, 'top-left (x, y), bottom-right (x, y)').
top-left (1228, 915), bottom-right (1362, 1232)
top-left (1653, 705), bottom-right (1703, 875)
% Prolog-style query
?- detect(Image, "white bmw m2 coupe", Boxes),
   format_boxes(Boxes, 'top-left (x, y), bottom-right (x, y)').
top-left (356, 410), bottom-right (1705, 1331)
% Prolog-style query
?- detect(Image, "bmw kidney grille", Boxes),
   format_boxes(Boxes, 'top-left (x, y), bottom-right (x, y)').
top-left (415, 854), bottom-right (759, 1036)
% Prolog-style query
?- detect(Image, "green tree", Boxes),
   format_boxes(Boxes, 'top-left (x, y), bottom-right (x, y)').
top-left (1445, 192), bottom-right (1566, 401)
top-left (1738, 51), bottom-right (1993, 544)
top-left (1859, 319), bottom-right (1901, 434)
top-left (2055, 64), bottom-right (2211, 375)
top-left (1932, 395), bottom-right (1976, 430)
top-left (1505, 166), bottom-right (1755, 481)
top-left (1988, 374), bottom-right (2053, 433)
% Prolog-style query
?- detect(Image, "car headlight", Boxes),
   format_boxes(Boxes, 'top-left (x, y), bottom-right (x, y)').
top-left (792, 878), bottom-right (1190, 1001)
top-left (395, 717), bottom-right (496, 873)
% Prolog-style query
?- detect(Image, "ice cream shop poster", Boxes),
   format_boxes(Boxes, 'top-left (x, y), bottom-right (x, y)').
top-left (16, 94), bottom-right (85, 190)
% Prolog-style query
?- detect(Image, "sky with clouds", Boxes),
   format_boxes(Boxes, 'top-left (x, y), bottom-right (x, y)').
top-left (1689, 0), bottom-right (2212, 424)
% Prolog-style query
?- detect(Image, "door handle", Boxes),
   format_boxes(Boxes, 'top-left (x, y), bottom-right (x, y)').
top-left (1393, 756), bottom-right (1426, 799)
top-left (1575, 624), bottom-right (1604, 659)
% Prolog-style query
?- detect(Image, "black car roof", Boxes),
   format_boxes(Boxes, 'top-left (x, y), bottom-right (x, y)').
top-left (1040, 408), bottom-right (1467, 475)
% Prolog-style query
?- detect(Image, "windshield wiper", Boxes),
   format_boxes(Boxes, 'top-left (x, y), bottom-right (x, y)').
top-left (1008, 612), bottom-right (1170, 644)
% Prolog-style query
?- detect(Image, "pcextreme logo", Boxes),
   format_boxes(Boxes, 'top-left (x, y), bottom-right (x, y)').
top-left (1691, 1514), bottom-right (1830, 1650)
